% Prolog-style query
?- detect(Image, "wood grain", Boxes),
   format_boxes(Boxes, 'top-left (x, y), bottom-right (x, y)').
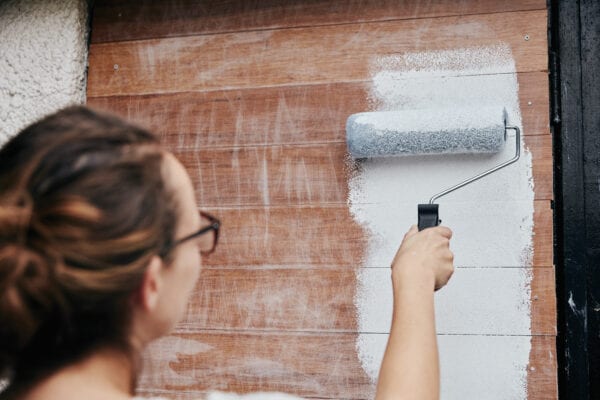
top-left (136, 332), bottom-right (556, 400)
top-left (92, 0), bottom-right (546, 43)
top-left (201, 201), bottom-right (552, 268)
top-left (533, 200), bottom-right (553, 268)
top-left (178, 267), bottom-right (555, 335)
top-left (530, 135), bottom-right (553, 200)
top-left (531, 266), bottom-right (558, 335)
top-left (87, 10), bottom-right (548, 97)
top-left (87, 71), bottom-right (550, 149)
top-left (201, 205), bottom-right (367, 268)
top-left (528, 332), bottom-right (559, 399)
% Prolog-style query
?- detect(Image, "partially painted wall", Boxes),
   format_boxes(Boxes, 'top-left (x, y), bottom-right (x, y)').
top-left (0, 0), bottom-right (88, 143)
top-left (86, 1), bottom-right (556, 399)
top-left (0, 1), bottom-right (555, 399)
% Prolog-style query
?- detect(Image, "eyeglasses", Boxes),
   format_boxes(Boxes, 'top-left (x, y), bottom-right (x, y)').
top-left (163, 211), bottom-right (220, 257)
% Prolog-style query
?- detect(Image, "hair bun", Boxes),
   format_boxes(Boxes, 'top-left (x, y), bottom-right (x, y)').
top-left (0, 240), bottom-right (63, 370)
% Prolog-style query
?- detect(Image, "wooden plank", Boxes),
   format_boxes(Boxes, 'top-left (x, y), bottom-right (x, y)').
top-left (87, 82), bottom-right (371, 147)
top-left (170, 136), bottom-right (551, 207)
top-left (176, 144), bottom-right (350, 207)
top-left (202, 205), bottom-right (366, 268)
top-left (136, 332), bottom-right (555, 400)
top-left (530, 134), bottom-right (554, 200)
top-left (528, 333), bottom-right (559, 400)
top-left (201, 201), bottom-right (552, 268)
top-left (531, 266), bottom-right (558, 336)
top-left (87, 71), bottom-right (550, 149)
top-left (520, 72), bottom-right (551, 137)
top-left (179, 267), bottom-right (555, 335)
top-left (92, 0), bottom-right (546, 43)
top-left (87, 10), bottom-right (548, 97)
top-left (533, 200), bottom-right (553, 268)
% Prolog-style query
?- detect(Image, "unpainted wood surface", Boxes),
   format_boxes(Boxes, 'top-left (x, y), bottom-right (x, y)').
top-left (527, 335), bottom-right (559, 400)
top-left (87, 10), bottom-right (547, 97)
top-left (92, 0), bottom-right (546, 43)
top-left (135, 333), bottom-right (556, 400)
top-left (530, 266), bottom-right (558, 336)
top-left (533, 201), bottom-right (553, 267)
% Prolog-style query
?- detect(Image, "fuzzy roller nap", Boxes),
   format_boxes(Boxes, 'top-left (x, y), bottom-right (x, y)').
top-left (345, 106), bottom-right (519, 230)
top-left (346, 106), bottom-right (508, 159)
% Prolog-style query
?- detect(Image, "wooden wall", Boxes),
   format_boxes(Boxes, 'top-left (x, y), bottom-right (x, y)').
top-left (87, 1), bottom-right (555, 399)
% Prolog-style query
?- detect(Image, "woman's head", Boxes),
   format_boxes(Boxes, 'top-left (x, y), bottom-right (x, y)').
top-left (0, 106), bottom-right (207, 385)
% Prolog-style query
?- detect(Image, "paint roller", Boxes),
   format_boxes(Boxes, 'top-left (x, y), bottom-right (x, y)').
top-left (346, 106), bottom-right (520, 231)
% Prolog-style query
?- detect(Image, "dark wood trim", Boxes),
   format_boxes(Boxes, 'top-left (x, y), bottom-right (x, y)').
top-left (551, 0), bottom-right (600, 398)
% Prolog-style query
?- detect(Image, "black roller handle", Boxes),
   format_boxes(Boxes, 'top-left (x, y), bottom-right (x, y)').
top-left (418, 204), bottom-right (440, 231)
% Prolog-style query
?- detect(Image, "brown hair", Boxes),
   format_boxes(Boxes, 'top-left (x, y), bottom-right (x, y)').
top-left (0, 106), bottom-right (178, 390)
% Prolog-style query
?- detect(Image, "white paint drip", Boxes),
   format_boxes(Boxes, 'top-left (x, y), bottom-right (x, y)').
top-left (349, 44), bottom-right (534, 399)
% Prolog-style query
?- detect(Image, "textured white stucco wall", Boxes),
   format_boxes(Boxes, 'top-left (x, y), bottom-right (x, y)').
top-left (0, 0), bottom-right (89, 144)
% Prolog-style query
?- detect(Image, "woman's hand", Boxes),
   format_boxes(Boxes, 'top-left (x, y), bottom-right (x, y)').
top-left (391, 225), bottom-right (454, 292)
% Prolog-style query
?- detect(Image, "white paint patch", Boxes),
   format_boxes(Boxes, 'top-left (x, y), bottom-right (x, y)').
top-left (138, 336), bottom-right (214, 389)
top-left (357, 267), bottom-right (532, 335)
top-left (358, 334), bottom-right (531, 400)
top-left (349, 44), bottom-right (534, 398)
top-left (137, 336), bottom-right (306, 399)
top-left (567, 291), bottom-right (585, 317)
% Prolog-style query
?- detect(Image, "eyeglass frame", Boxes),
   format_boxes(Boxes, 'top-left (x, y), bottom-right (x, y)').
top-left (161, 211), bottom-right (220, 257)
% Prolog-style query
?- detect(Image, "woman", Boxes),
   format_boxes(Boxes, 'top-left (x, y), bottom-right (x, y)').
top-left (0, 106), bottom-right (453, 400)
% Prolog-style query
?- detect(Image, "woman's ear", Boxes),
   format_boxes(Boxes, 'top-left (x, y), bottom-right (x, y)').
top-left (138, 255), bottom-right (164, 311)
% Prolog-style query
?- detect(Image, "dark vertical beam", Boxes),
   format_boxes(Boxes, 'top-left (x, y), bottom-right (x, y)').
top-left (552, 0), bottom-right (600, 398)
top-left (550, 0), bottom-right (589, 399)
top-left (580, 0), bottom-right (600, 398)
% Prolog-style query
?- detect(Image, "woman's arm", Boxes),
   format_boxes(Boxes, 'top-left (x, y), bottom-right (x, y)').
top-left (375, 225), bottom-right (454, 400)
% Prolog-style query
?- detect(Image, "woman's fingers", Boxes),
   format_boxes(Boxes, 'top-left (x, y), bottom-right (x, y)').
top-left (393, 224), bottom-right (455, 291)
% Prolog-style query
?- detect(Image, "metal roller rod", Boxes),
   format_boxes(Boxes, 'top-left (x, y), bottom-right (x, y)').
top-left (429, 126), bottom-right (520, 204)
